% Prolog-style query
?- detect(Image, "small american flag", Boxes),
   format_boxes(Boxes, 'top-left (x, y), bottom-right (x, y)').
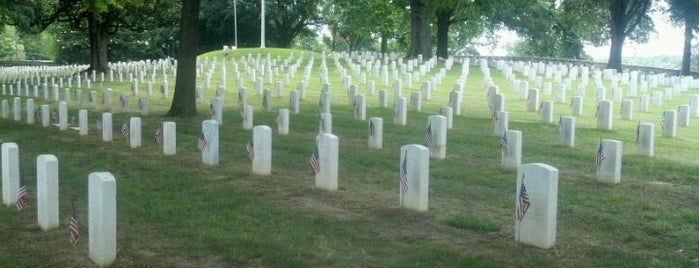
top-left (246, 139), bottom-right (254, 160)
top-left (197, 132), bottom-right (207, 151)
top-left (491, 112), bottom-right (498, 125)
top-left (138, 98), bottom-right (145, 111)
top-left (596, 141), bottom-right (607, 170)
top-left (399, 152), bottom-right (408, 195)
top-left (425, 121), bottom-right (434, 148)
top-left (310, 145), bottom-right (320, 174)
top-left (238, 91), bottom-right (243, 103)
top-left (500, 132), bottom-right (508, 155)
top-left (120, 121), bottom-right (129, 138)
top-left (96, 119), bottom-right (102, 130)
top-left (318, 117), bottom-right (325, 132)
top-left (16, 176), bottom-right (28, 211)
top-left (516, 173), bottom-right (531, 221)
top-left (595, 104), bottom-right (600, 118)
top-left (209, 102), bottom-right (215, 118)
top-left (119, 95), bottom-right (127, 108)
top-left (635, 122), bottom-right (640, 145)
top-left (69, 201), bottom-right (80, 246)
top-left (154, 127), bottom-right (162, 144)
top-left (262, 94), bottom-right (268, 107)
top-left (368, 120), bottom-right (375, 137)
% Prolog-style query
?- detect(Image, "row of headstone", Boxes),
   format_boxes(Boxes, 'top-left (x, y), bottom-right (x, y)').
top-left (1, 142), bottom-right (117, 266)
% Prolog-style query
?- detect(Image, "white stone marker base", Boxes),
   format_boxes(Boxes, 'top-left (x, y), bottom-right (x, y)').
top-left (540, 101), bottom-right (553, 123)
top-left (37, 154), bottom-right (59, 231)
top-left (319, 112), bottom-right (332, 134)
top-left (620, 100), bottom-right (633, 121)
top-left (201, 119), bottom-right (219, 165)
top-left (211, 97), bottom-right (223, 125)
top-left (13, 97), bottom-right (21, 121)
top-left (41, 104), bottom-right (50, 127)
top-left (368, 117), bottom-right (383, 149)
top-left (58, 101), bottom-right (68, 130)
top-left (596, 100), bottom-right (613, 130)
top-left (441, 106), bottom-right (453, 130)
top-left (501, 130), bottom-right (522, 170)
top-left (88, 172), bottom-right (117, 267)
top-left (639, 95), bottom-right (649, 112)
top-left (315, 134), bottom-right (339, 191)
top-left (559, 117), bottom-right (575, 147)
top-left (102, 113), bottom-right (113, 142)
top-left (79, 109), bottom-right (88, 136)
top-left (277, 109), bottom-right (290, 135)
top-left (427, 115), bottom-right (447, 159)
top-left (1, 143), bottom-right (19, 206)
top-left (494, 111), bottom-right (509, 137)
top-left (515, 163), bottom-right (558, 249)
top-left (636, 123), bottom-right (654, 157)
top-left (393, 97), bottom-right (407, 125)
top-left (26, 99), bottom-right (34, 124)
top-left (597, 139), bottom-right (622, 184)
top-left (252, 125), bottom-right (272, 175)
top-left (661, 110), bottom-right (677, 138)
top-left (163, 121), bottom-right (176, 155)
top-left (399, 144), bottom-right (430, 212)
top-left (129, 117), bottom-right (141, 148)
top-left (243, 105), bottom-right (254, 130)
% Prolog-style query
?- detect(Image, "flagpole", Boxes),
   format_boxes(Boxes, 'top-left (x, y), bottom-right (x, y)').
top-left (260, 0), bottom-right (266, 48)
top-left (234, 0), bottom-right (238, 48)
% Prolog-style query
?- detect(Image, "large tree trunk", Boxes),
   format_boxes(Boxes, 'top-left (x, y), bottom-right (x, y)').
top-left (608, 34), bottom-right (624, 71)
top-left (87, 15), bottom-right (110, 73)
top-left (607, 0), bottom-right (626, 72)
top-left (380, 32), bottom-right (388, 55)
top-left (681, 18), bottom-right (693, 75)
top-left (407, 0), bottom-right (431, 59)
top-left (435, 9), bottom-right (452, 59)
top-left (167, 0), bottom-right (200, 117)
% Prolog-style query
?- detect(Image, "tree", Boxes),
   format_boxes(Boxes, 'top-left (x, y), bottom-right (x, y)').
top-left (666, 0), bottom-right (699, 75)
top-left (35, 0), bottom-right (162, 73)
top-left (167, 0), bottom-right (200, 117)
top-left (406, 0), bottom-right (432, 58)
top-left (433, 0), bottom-right (484, 59)
top-left (607, 0), bottom-right (653, 71)
top-left (266, 0), bottom-right (320, 48)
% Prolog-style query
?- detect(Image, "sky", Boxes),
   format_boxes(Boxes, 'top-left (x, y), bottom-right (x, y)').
top-left (476, 8), bottom-right (687, 60)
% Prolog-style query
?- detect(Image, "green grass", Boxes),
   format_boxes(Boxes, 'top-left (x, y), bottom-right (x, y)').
top-left (445, 214), bottom-right (501, 233)
top-left (0, 48), bottom-right (698, 267)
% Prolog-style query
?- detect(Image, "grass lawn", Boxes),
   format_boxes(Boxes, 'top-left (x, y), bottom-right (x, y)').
top-left (0, 48), bottom-right (698, 267)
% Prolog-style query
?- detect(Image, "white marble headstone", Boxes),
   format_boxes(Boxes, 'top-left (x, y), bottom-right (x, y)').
top-left (37, 154), bottom-right (59, 231)
top-left (88, 172), bottom-right (117, 266)
top-left (515, 163), bottom-right (558, 249)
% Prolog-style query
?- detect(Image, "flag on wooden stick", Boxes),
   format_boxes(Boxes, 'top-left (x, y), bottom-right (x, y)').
top-left (16, 176), bottom-right (28, 211)
top-left (310, 145), bottom-right (320, 174)
top-left (69, 201), bottom-right (80, 246)
top-left (516, 173), bottom-right (531, 221)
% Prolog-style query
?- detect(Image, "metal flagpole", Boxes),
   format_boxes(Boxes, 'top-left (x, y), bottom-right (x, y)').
top-left (234, 0), bottom-right (238, 48)
top-left (260, 0), bottom-right (265, 48)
